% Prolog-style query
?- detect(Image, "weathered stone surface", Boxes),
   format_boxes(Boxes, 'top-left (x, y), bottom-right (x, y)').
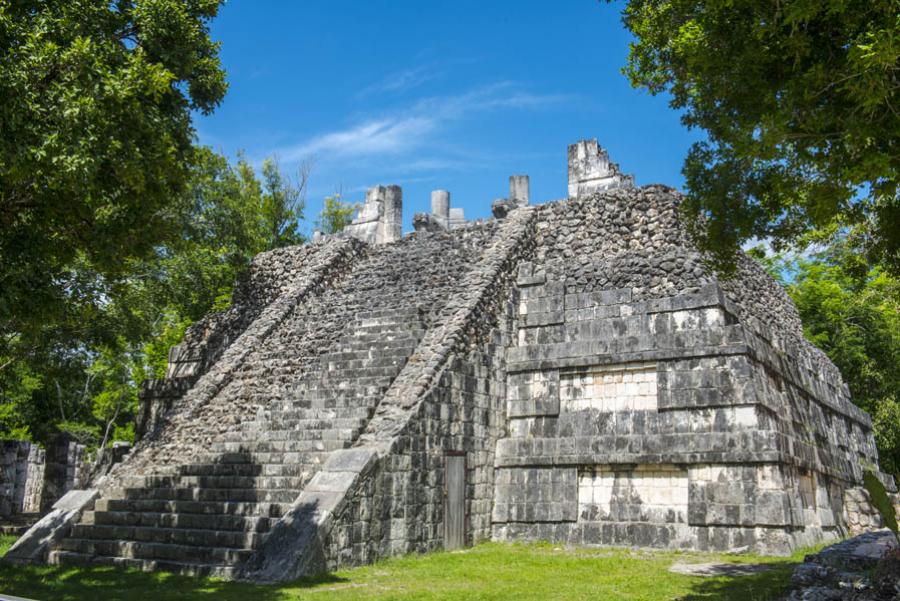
top-left (13, 139), bottom-right (894, 582)
top-left (786, 531), bottom-right (899, 600)
top-left (4, 489), bottom-right (97, 563)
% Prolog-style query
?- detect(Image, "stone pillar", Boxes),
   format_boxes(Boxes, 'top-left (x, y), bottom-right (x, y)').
top-left (509, 175), bottom-right (529, 207)
top-left (431, 190), bottom-right (450, 228)
top-left (1, 441), bottom-right (18, 517)
top-left (379, 185), bottom-right (402, 244)
top-left (449, 207), bottom-right (466, 229)
top-left (22, 444), bottom-right (44, 514)
top-left (567, 138), bottom-right (634, 198)
top-left (12, 442), bottom-right (30, 513)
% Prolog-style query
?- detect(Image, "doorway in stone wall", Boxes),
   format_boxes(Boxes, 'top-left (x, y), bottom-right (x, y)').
top-left (444, 452), bottom-right (466, 550)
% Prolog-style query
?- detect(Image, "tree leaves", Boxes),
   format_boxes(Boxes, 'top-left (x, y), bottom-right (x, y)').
top-left (612, 0), bottom-right (900, 273)
top-left (757, 235), bottom-right (900, 477)
top-left (0, 0), bottom-right (227, 360)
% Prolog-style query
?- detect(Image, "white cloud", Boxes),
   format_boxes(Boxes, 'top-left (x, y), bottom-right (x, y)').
top-left (280, 116), bottom-right (436, 162)
top-left (277, 82), bottom-right (571, 165)
top-left (356, 65), bottom-right (439, 98)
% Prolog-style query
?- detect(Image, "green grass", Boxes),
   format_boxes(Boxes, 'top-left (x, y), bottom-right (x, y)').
top-left (0, 534), bottom-right (818, 601)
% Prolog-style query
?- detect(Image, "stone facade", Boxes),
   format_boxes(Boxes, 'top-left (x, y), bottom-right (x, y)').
top-left (0, 441), bottom-right (43, 516)
top-left (0, 436), bottom-right (114, 519)
top-left (11, 139), bottom-right (895, 581)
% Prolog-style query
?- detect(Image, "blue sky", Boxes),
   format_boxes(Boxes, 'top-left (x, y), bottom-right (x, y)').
top-left (195, 0), bottom-right (701, 235)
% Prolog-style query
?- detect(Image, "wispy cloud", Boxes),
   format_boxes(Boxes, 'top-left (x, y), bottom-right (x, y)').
top-left (280, 117), bottom-right (436, 162)
top-left (278, 81), bottom-right (571, 164)
top-left (355, 65), bottom-right (439, 98)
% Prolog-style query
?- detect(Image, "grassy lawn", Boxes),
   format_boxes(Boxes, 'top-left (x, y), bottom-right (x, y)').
top-left (0, 534), bottom-right (813, 601)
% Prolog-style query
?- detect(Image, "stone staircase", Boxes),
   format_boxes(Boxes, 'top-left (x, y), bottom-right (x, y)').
top-left (47, 308), bottom-right (426, 577)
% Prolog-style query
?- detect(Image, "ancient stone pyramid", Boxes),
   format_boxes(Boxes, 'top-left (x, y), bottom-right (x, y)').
top-left (7, 139), bottom-right (895, 581)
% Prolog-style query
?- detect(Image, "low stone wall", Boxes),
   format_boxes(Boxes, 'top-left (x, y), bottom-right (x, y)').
top-left (1, 441), bottom-right (43, 516)
top-left (1, 439), bottom-right (78, 517)
top-left (1, 438), bottom-right (130, 519)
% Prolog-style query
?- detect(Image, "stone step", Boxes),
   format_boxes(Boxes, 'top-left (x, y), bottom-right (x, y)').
top-left (57, 537), bottom-right (252, 565)
top-left (321, 356), bottom-right (412, 370)
top-left (355, 308), bottom-right (424, 322)
top-left (189, 449), bottom-right (331, 464)
top-left (322, 357), bottom-right (406, 372)
top-left (69, 523), bottom-right (264, 549)
top-left (95, 498), bottom-right (288, 517)
top-left (249, 408), bottom-right (371, 421)
top-left (119, 474), bottom-right (308, 491)
top-left (218, 428), bottom-right (359, 443)
top-left (309, 374), bottom-right (396, 387)
top-left (209, 439), bottom-right (350, 454)
top-left (319, 334), bottom-right (419, 352)
top-left (342, 340), bottom-right (420, 351)
top-left (0, 513), bottom-right (40, 536)
top-left (183, 450), bottom-right (331, 467)
top-left (111, 486), bottom-right (299, 504)
top-left (283, 386), bottom-right (386, 402)
top-left (80, 509), bottom-right (273, 533)
top-left (47, 550), bottom-right (237, 579)
top-left (274, 401), bottom-right (377, 413)
top-left (352, 313), bottom-right (422, 323)
top-left (281, 382), bottom-right (390, 400)
top-left (176, 461), bottom-right (323, 478)
top-left (340, 328), bottom-right (420, 338)
top-left (235, 417), bottom-right (366, 432)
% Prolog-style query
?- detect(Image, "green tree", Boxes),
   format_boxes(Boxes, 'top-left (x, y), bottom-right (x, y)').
top-left (0, 3), bottom-right (317, 449)
top-left (151, 148), bottom-right (268, 320)
top-left (261, 158), bottom-right (308, 249)
top-left (753, 236), bottom-right (900, 477)
top-left (611, 0), bottom-right (900, 273)
top-left (316, 194), bottom-right (358, 235)
top-left (0, 147), bottom-right (276, 446)
top-left (0, 0), bottom-right (227, 359)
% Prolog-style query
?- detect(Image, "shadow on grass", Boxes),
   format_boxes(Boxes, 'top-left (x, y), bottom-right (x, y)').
top-left (674, 563), bottom-right (797, 601)
top-left (0, 561), bottom-right (350, 601)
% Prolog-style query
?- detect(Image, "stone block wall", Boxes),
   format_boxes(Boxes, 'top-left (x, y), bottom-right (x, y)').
top-left (1, 441), bottom-right (43, 516)
top-left (39, 436), bottom-right (87, 513)
top-left (0, 438), bottom-right (93, 518)
top-left (559, 362), bottom-right (659, 413)
top-left (490, 187), bottom-right (890, 555)
top-left (492, 272), bottom-right (876, 552)
top-left (323, 343), bottom-right (511, 569)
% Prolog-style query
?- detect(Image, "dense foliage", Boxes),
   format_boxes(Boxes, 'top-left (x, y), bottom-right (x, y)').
top-left (0, 1), bottom-right (326, 448)
top-left (316, 194), bottom-right (358, 235)
top-left (612, 0), bottom-right (900, 273)
top-left (0, 143), bottom-right (309, 446)
top-left (751, 235), bottom-right (900, 477)
top-left (0, 0), bottom-right (227, 355)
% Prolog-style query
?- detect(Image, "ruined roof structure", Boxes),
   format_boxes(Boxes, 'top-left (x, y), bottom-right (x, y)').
top-left (6, 138), bottom-right (896, 581)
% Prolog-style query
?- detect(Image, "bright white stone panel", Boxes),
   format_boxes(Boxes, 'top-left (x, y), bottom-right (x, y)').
top-left (560, 362), bottom-right (658, 412)
top-left (578, 465), bottom-right (688, 523)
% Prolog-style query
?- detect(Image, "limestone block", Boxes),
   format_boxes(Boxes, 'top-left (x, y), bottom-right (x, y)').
top-left (4, 489), bottom-right (98, 563)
